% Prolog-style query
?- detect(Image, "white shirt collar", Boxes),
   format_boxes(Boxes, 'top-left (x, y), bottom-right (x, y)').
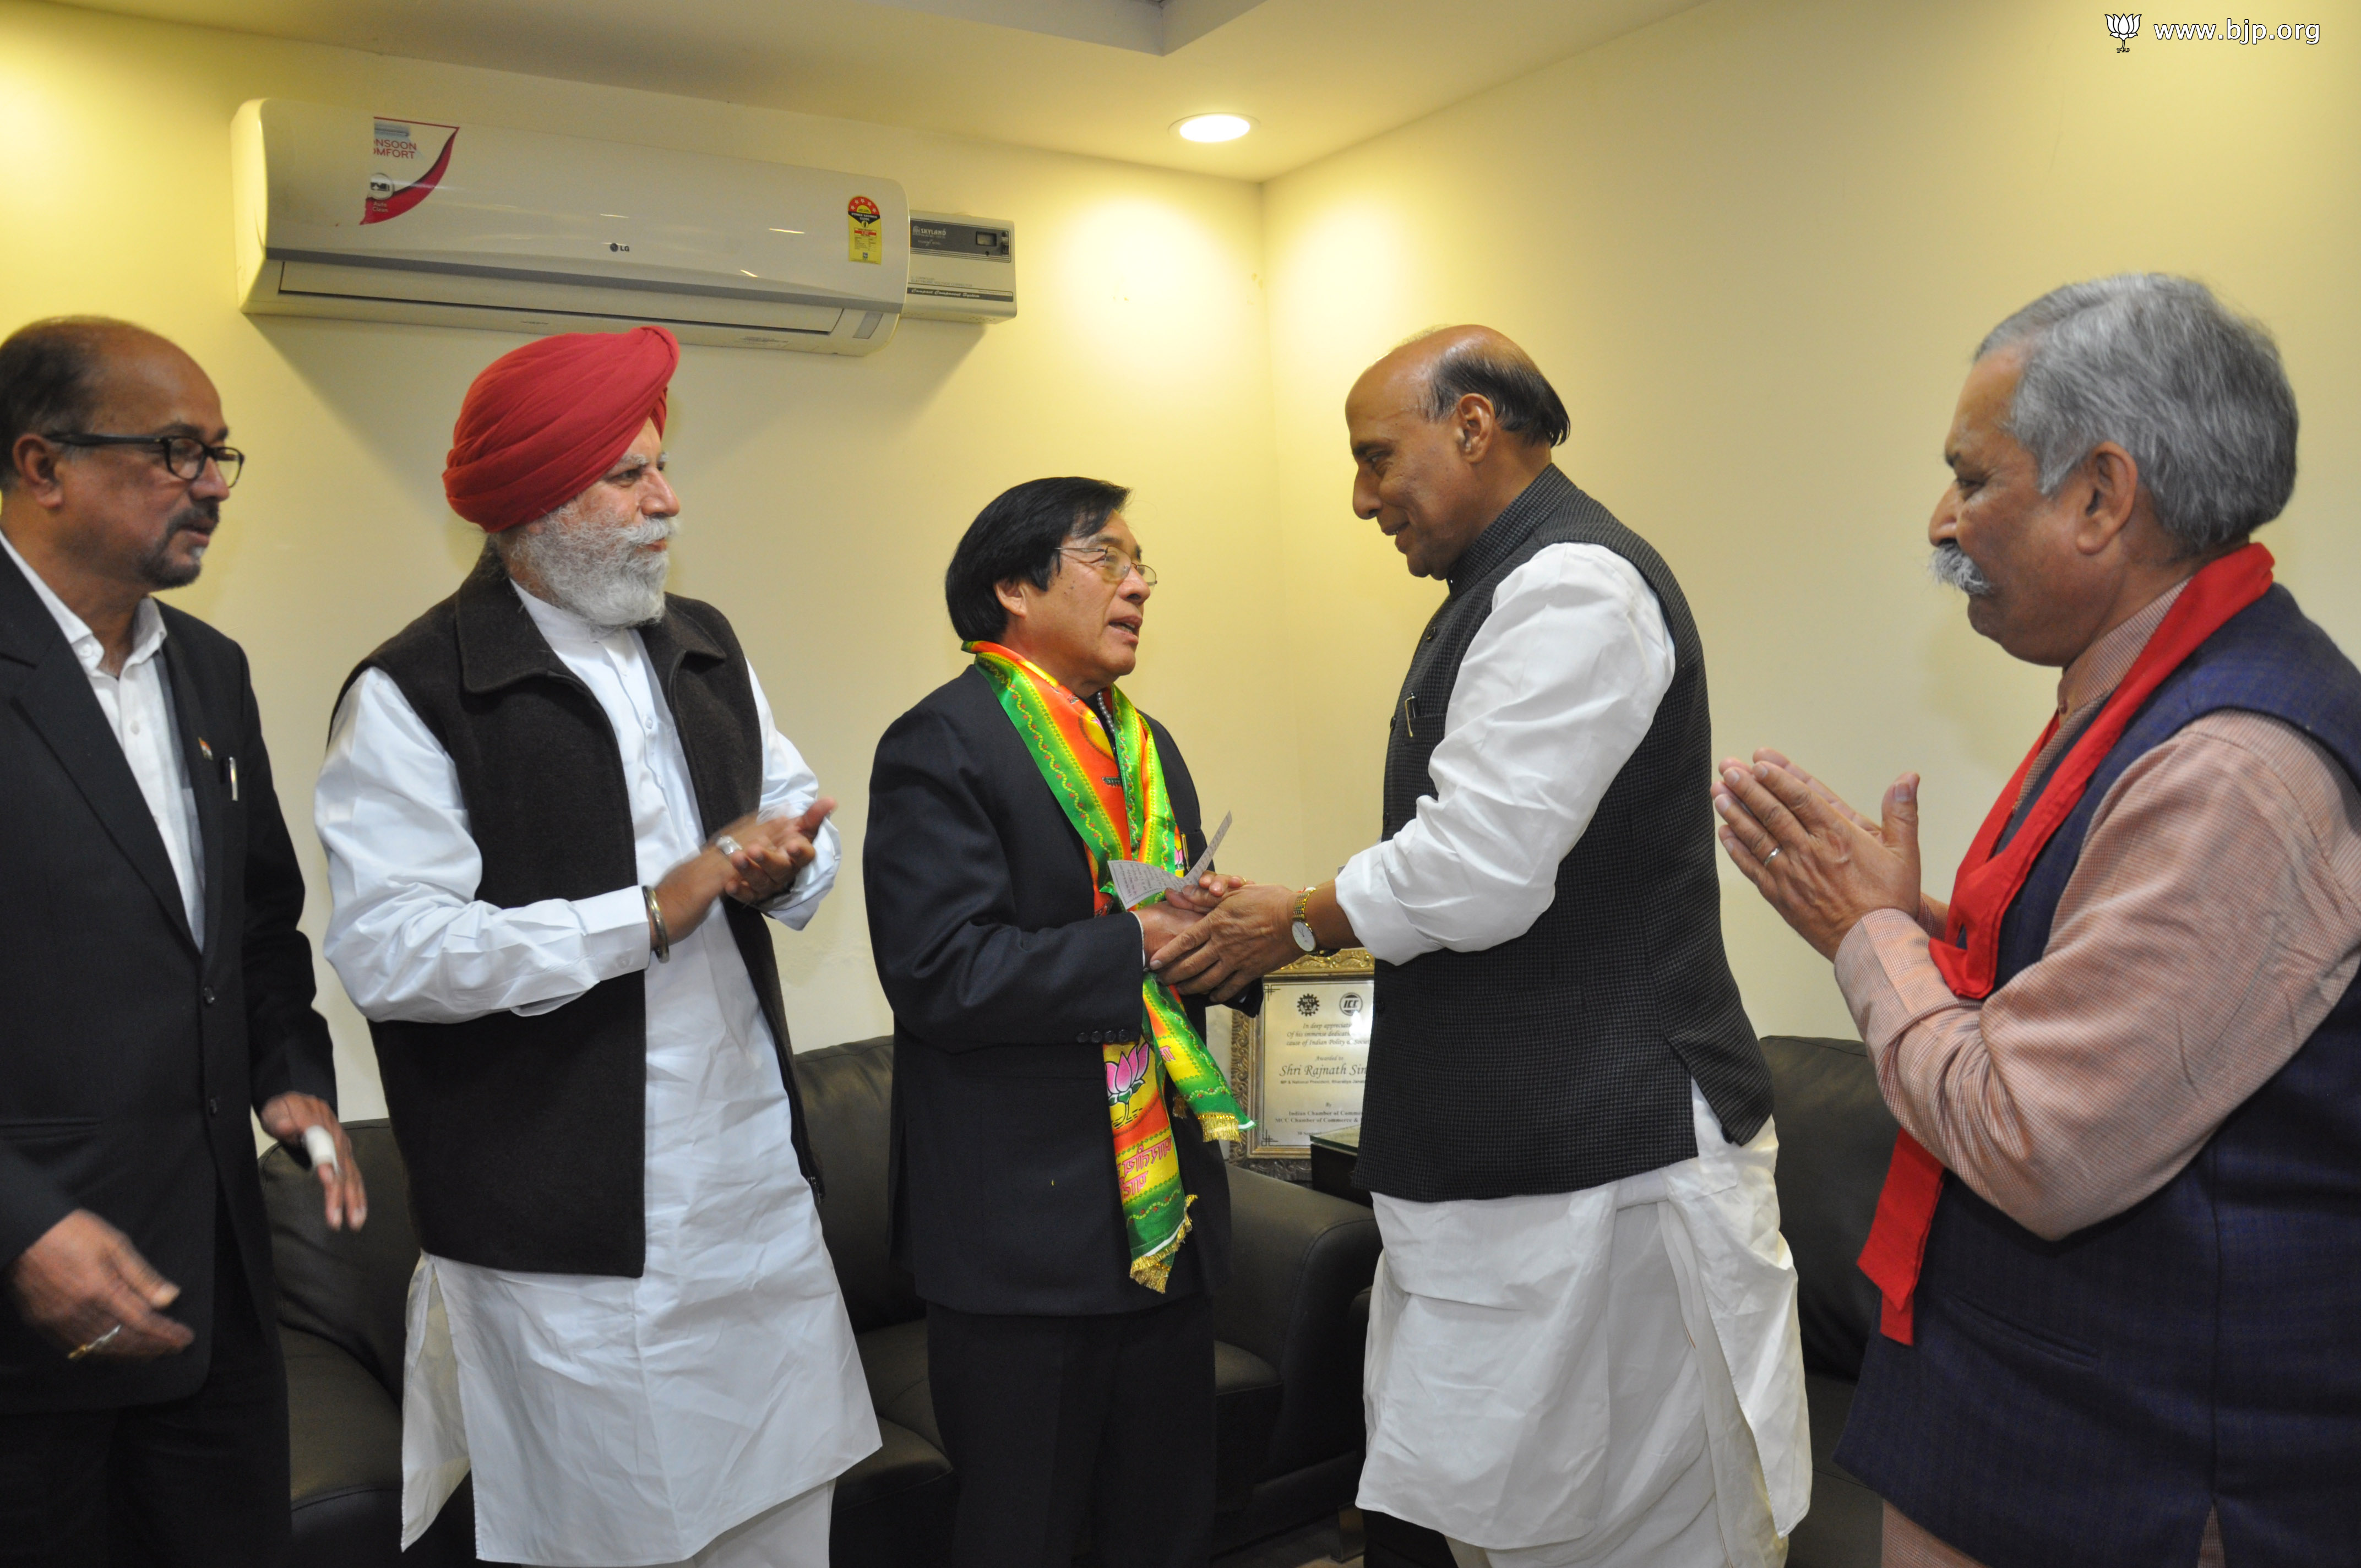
top-left (1, 528), bottom-right (168, 678)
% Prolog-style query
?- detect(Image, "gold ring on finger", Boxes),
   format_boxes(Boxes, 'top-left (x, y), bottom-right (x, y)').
top-left (68, 1323), bottom-right (122, 1361)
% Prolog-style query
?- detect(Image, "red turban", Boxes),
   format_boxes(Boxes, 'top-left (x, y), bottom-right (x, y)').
top-left (443, 325), bottom-right (680, 531)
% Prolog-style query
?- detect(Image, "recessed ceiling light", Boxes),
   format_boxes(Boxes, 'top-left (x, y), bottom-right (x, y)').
top-left (1174, 113), bottom-right (1253, 144)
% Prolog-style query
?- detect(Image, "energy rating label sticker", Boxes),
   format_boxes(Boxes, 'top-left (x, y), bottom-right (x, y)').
top-left (847, 195), bottom-right (883, 264)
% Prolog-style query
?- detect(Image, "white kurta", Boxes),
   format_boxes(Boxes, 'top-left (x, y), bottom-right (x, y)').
top-left (316, 584), bottom-right (878, 1568)
top-left (1334, 540), bottom-right (1809, 1563)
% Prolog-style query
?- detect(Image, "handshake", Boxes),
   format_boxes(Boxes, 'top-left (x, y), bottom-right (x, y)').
top-left (1136, 875), bottom-right (1316, 1005)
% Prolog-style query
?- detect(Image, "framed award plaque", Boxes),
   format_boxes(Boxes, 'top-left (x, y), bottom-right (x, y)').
top-left (1227, 949), bottom-right (1375, 1161)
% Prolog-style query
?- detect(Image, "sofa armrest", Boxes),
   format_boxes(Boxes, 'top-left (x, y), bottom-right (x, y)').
top-left (1211, 1169), bottom-right (1382, 1480)
top-left (284, 1325), bottom-right (404, 1567)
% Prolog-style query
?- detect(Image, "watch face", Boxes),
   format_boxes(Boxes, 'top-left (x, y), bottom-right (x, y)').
top-left (1293, 921), bottom-right (1316, 952)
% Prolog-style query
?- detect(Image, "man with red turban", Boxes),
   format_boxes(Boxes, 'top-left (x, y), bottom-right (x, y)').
top-left (315, 326), bottom-right (879, 1566)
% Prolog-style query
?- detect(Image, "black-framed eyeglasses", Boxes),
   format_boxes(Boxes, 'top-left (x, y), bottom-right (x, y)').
top-left (1060, 546), bottom-right (1156, 588)
top-left (43, 432), bottom-right (244, 489)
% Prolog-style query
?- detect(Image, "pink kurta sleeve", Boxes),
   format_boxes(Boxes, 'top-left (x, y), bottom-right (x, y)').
top-left (1832, 711), bottom-right (2361, 1241)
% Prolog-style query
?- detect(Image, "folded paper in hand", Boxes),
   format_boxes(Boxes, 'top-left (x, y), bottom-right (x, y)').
top-left (1111, 812), bottom-right (1231, 910)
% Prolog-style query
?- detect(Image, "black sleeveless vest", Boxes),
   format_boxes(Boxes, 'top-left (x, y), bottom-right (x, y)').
top-left (344, 553), bottom-right (818, 1277)
top-left (1353, 467), bottom-right (1771, 1202)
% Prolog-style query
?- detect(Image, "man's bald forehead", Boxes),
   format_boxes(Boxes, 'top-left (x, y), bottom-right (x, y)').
top-left (84, 327), bottom-right (219, 423)
top-left (1388, 324), bottom-right (1539, 377)
top-left (1352, 324), bottom-right (1569, 449)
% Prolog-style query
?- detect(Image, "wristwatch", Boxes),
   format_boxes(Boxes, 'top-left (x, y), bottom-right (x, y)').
top-left (1291, 887), bottom-right (1319, 954)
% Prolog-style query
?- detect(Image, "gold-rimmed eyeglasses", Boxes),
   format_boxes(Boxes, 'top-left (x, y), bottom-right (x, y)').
top-left (1061, 546), bottom-right (1157, 588)
top-left (45, 432), bottom-right (244, 489)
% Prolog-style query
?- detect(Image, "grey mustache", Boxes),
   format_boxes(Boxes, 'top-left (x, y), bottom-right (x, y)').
top-left (1928, 542), bottom-right (1996, 598)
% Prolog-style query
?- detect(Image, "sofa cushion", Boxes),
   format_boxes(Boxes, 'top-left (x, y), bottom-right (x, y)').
top-left (285, 1325), bottom-right (400, 1504)
top-left (283, 1325), bottom-right (403, 1568)
top-left (1785, 1373), bottom-right (1884, 1568)
top-left (831, 1431), bottom-right (955, 1568)
top-left (263, 1121), bottom-right (420, 1398)
top-left (831, 1416), bottom-right (959, 1568)
top-left (794, 1038), bottom-right (925, 1332)
top-left (1211, 1169), bottom-right (1381, 1478)
top-left (1212, 1340), bottom-right (1283, 1512)
top-left (857, 1319), bottom-right (940, 1450)
top-left (1760, 1036), bottom-right (1897, 1380)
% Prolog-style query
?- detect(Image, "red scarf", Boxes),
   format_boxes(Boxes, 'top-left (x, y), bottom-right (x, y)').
top-left (1857, 543), bottom-right (2276, 1344)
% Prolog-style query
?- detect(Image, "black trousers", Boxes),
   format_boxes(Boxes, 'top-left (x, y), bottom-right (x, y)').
top-left (928, 1292), bottom-right (1216, 1568)
top-left (0, 1191), bottom-right (288, 1568)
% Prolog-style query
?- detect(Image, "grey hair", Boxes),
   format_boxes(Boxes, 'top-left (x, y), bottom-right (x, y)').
top-left (1977, 274), bottom-right (2297, 554)
top-left (1410, 331), bottom-right (1571, 448)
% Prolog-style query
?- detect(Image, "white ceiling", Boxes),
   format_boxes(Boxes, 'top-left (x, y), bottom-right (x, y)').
top-left (56, 0), bottom-right (1708, 181)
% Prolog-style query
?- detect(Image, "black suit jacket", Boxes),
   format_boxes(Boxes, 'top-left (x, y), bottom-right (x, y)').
top-left (0, 555), bottom-right (335, 1411)
top-left (866, 666), bottom-right (1247, 1316)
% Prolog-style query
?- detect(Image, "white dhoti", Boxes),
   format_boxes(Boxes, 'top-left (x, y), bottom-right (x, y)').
top-left (398, 902), bottom-right (879, 1566)
top-left (316, 589), bottom-right (881, 1568)
top-left (1359, 1085), bottom-right (1810, 1568)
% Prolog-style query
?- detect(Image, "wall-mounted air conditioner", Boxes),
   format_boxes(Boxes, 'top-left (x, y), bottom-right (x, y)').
top-left (231, 99), bottom-right (910, 354)
top-left (906, 212), bottom-right (1016, 324)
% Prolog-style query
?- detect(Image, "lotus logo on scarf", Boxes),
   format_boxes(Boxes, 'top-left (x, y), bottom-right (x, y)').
top-left (1106, 1043), bottom-right (1152, 1106)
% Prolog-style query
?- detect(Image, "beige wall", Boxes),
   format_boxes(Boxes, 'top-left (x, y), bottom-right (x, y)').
top-left (1262, 0), bottom-right (2361, 1038)
top-left (0, 0), bottom-right (1297, 1120)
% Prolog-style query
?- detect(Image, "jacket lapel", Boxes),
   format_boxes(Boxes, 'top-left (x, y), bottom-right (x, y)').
top-left (0, 559), bottom-right (197, 952)
top-left (162, 628), bottom-right (229, 960)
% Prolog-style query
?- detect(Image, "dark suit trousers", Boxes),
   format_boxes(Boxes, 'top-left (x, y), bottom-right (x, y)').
top-left (0, 1188), bottom-right (288, 1568)
top-left (929, 1292), bottom-right (1215, 1568)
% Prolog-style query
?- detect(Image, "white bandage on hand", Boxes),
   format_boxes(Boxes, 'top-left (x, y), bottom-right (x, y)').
top-left (303, 1124), bottom-right (340, 1176)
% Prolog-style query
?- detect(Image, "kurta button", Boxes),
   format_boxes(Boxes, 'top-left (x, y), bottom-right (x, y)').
top-left (202, 987), bottom-right (217, 1005)
top-left (207, 1096), bottom-right (220, 1116)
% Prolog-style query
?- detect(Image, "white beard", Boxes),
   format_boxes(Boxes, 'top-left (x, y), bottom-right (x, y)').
top-left (507, 508), bottom-right (675, 628)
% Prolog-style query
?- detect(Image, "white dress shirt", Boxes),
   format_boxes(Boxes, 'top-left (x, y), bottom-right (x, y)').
top-left (317, 584), bottom-right (877, 1567)
top-left (3, 531), bottom-right (204, 944)
top-left (1335, 542), bottom-right (1808, 1562)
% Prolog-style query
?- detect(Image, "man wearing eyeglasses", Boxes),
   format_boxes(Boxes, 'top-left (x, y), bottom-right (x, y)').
top-left (0, 315), bottom-right (359, 1566)
top-left (864, 477), bottom-right (1248, 1568)
top-left (315, 326), bottom-right (877, 1567)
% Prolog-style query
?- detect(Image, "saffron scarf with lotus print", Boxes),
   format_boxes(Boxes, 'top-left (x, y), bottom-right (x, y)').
top-left (967, 640), bottom-right (1248, 1291)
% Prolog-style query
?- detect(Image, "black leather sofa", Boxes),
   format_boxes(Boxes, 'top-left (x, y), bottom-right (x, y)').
top-left (263, 1035), bottom-right (1383, 1566)
top-left (1361, 1035), bottom-right (1899, 1568)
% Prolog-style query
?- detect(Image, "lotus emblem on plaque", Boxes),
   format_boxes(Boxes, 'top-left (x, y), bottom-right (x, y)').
top-left (2105, 13), bottom-right (2142, 50)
